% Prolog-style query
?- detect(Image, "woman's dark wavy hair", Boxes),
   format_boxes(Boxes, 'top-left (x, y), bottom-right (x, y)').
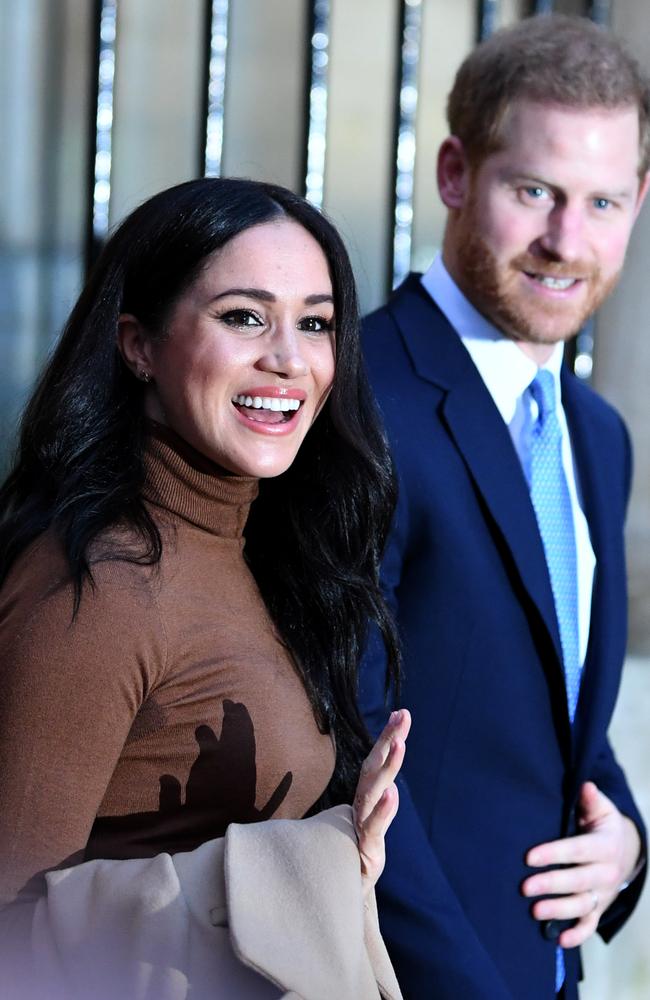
top-left (0, 177), bottom-right (399, 802)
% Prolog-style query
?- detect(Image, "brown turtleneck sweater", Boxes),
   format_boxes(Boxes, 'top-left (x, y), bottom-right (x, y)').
top-left (0, 429), bottom-right (335, 905)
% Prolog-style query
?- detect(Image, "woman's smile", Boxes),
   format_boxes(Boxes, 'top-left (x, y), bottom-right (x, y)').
top-left (231, 386), bottom-right (306, 432)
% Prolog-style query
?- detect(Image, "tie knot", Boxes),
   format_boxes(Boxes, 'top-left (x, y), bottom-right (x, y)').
top-left (530, 369), bottom-right (557, 422)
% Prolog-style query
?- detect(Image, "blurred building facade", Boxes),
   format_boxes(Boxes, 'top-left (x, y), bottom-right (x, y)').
top-left (0, 1), bottom-right (648, 994)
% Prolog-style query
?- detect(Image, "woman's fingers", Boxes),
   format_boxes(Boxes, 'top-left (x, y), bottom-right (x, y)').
top-left (357, 753), bottom-right (401, 882)
top-left (354, 727), bottom-right (405, 827)
top-left (354, 708), bottom-right (411, 824)
top-left (353, 709), bottom-right (411, 885)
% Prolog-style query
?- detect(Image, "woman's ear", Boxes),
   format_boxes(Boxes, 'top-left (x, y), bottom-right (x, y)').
top-left (437, 136), bottom-right (470, 210)
top-left (117, 314), bottom-right (154, 382)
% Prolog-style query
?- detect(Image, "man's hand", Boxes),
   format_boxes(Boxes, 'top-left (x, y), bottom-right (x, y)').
top-left (521, 781), bottom-right (642, 948)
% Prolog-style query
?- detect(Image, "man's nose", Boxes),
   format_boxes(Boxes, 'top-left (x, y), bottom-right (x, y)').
top-left (256, 324), bottom-right (309, 378)
top-left (538, 203), bottom-right (587, 262)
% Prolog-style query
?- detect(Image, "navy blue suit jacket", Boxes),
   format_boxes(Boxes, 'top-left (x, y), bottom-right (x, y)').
top-left (360, 275), bottom-right (646, 999)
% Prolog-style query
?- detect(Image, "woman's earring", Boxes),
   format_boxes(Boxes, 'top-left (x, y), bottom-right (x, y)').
top-left (138, 369), bottom-right (152, 383)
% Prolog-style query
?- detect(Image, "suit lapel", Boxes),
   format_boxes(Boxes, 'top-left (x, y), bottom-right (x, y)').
top-left (389, 276), bottom-right (564, 668)
top-left (561, 373), bottom-right (618, 755)
top-left (560, 372), bottom-right (608, 601)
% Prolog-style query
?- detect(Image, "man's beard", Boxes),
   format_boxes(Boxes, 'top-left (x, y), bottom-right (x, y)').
top-left (453, 209), bottom-right (620, 344)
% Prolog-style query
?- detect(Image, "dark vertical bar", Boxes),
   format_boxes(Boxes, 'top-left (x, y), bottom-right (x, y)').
top-left (304, 0), bottom-right (330, 208)
top-left (84, 0), bottom-right (117, 276)
top-left (571, 320), bottom-right (594, 381)
top-left (478, 0), bottom-right (500, 41)
top-left (197, 0), bottom-right (213, 175)
top-left (390, 0), bottom-right (423, 290)
top-left (83, 0), bottom-right (103, 276)
top-left (386, 0), bottom-right (406, 293)
top-left (569, 2), bottom-right (609, 381)
top-left (299, 1), bottom-right (317, 197)
top-left (202, 0), bottom-right (230, 177)
top-left (39, 0), bottom-right (66, 342)
top-left (589, 1), bottom-right (611, 25)
top-left (570, 0), bottom-right (611, 380)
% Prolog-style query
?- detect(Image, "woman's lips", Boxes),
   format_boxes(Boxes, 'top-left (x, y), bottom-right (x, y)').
top-left (231, 388), bottom-right (306, 434)
top-left (235, 385), bottom-right (307, 400)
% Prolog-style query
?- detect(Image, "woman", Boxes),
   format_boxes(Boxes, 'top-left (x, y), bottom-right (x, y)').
top-left (0, 178), bottom-right (408, 999)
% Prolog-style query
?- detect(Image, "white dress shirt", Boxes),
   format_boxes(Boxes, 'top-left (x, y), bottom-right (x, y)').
top-left (421, 256), bottom-right (596, 668)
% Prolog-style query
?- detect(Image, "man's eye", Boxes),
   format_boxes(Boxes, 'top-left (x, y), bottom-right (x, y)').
top-left (298, 315), bottom-right (334, 334)
top-left (594, 197), bottom-right (611, 210)
top-left (220, 310), bottom-right (263, 328)
top-left (523, 186), bottom-right (548, 200)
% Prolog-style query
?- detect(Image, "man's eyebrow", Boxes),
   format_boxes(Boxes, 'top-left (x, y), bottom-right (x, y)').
top-left (590, 189), bottom-right (635, 201)
top-left (502, 172), bottom-right (555, 189)
top-left (506, 173), bottom-right (635, 201)
top-left (209, 288), bottom-right (334, 305)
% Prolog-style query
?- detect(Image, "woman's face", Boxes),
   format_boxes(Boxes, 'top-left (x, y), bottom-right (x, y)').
top-left (140, 219), bottom-right (336, 477)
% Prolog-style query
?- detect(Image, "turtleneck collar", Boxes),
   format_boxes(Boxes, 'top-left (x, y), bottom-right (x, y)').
top-left (142, 422), bottom-right (259, 538)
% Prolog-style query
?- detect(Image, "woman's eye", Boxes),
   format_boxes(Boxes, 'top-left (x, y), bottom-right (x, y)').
top-left (219, 309), bottom-right (263, 328)
top-left (298, 315), bottom-right (334, 334)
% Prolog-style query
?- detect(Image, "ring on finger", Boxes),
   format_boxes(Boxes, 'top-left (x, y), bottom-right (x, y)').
top-left (590, 890), bottom-right (599, 912)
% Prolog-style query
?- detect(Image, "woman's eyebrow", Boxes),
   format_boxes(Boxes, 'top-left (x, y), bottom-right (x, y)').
top-left (304, 294), bottom-right (334, 305)
top-left (210, 288), bottom-right (334, 305)
top-left (210, 287), bottom-right (275, 302)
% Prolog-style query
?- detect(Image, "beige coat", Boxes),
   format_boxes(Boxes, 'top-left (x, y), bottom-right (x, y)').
top-left (2, 806), bottom-right (402, 1000)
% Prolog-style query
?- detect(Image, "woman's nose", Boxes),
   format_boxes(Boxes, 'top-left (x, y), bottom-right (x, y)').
top-left (256, 326), bottom-right (309, 378)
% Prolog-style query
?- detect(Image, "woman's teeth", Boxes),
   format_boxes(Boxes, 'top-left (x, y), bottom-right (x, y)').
top-left (231, 394), bottom-right (301, 412)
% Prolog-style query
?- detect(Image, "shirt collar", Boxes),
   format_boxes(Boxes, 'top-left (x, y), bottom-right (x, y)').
top-left (421, 255), bottom-right (564, 424)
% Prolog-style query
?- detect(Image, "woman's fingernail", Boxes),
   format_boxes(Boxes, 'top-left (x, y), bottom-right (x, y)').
top-left (389, 710), bottom-right (401, 726)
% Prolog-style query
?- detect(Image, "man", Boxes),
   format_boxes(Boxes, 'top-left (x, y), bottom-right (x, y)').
top-left (360, 15), bottom-right (648, 1000)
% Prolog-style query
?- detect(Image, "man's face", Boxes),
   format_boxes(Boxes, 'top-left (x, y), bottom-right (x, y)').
top-left (446, 100), bottom-right (648, 346)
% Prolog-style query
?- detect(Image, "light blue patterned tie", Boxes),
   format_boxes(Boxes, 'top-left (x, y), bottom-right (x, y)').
top-left (528, 370), bottom-right (581, 994)
top-left (528, 370), bottom-right (581, 720)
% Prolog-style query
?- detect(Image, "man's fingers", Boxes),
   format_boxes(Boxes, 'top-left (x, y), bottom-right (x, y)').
top-left (577, 781), bottom-right (610, 827)
top-left (526, 832), bottom-right (599, 868)
top-left (531, 888), bottom-right (602, 922)
top-left (558, 908), bottom-right (601, 949)
top-left (522, 862), bottom-right (611, 899)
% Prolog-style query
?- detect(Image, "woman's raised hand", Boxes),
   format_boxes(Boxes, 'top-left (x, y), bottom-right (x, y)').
top-left (353, 709), bottom-right (411, 894)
